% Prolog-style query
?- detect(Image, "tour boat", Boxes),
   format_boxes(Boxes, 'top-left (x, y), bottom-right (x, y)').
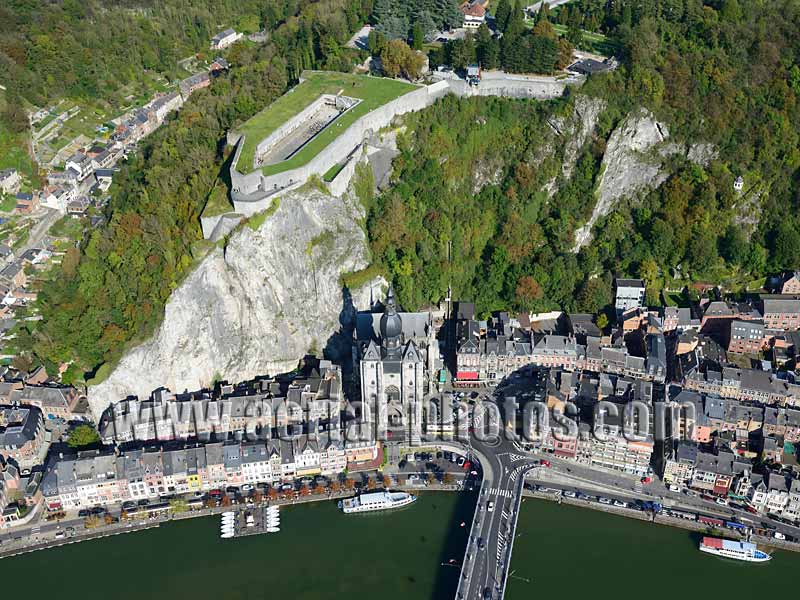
top-left (699, 537), bottom-right (771, 562)
top-left (340, 490), bottom-right (417, 514)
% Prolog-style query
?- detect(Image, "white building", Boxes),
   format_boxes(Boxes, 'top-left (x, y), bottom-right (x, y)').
top-left (41, 187), bottom-right (74, 214)
top-left (614, 278), bottom-right (646, 317)
top-left (0, 169), bottom-right (21, 195)
top-left (211, 29), bottom-right (242, 50)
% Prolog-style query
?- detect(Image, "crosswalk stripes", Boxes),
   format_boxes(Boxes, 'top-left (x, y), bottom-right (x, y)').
top-left (488, 487), bottom-right (514, 498)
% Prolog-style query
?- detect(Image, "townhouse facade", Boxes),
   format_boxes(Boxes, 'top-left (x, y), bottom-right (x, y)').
top-left (762, 296), bottom-right (800, 331)
top-left (41, 433), bottom-right (376, 512)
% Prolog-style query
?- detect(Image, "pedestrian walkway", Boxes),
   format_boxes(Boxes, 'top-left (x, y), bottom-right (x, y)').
top-left (488, 487), bottom-right (514, 499)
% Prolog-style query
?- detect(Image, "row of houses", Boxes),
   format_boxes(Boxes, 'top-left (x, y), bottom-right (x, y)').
top-left (518, 370), bottom-right (657, 478)
top-left (682, 366), bottom-right (800, 407)
top-left (663, 443), bottom-right (800, 521)
top-left (98, 363), bottom-right (344, 444)
top-left (668, 389), bottom-right (800, 447)
top-left (454, 309), bottom-right (667, 384)
top-left (112, 91), bottom-right (185, 147)
top-left (41, 432), bottom-right (380, 512)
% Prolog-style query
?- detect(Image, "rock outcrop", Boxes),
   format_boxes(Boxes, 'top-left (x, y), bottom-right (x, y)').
top-left (572, 109), bottom-right (670, 251)
top-left (88, 185), bottom-right (379, 418)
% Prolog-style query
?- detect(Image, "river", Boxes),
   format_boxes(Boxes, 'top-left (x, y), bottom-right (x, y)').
top-left (0, 494), bottom-right (796, 598)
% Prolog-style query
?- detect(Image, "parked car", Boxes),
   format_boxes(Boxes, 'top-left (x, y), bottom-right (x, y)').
top-left (612, 500), bottom-right (628, 508)
top-left (598, 497), bottom-right (612, 505)
top-left (563, 490), bottom-right (577, 498)
top-left (668, 484), bottom-right (680, 492)
top-left (774, 531), bottom-right (787, 540)
top-left (540, 459), bottom-right (551, 468)
top-left (715, 498), bottom-right (729, 506)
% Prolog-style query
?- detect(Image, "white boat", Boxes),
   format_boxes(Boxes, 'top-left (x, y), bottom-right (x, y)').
top-left (267, 508), bottom-right (280, 514)
top-left (267, 518), bottom-right (280, 525)
top-left (341, 490), bottom-right (417, 514)
top-left (266, 527), bottom-right (280, 533)
top-left (222, 511), bottom-right (235, 517)
top-left (699, 537), bottom-right (771, 562)
top-left (220, 532), bottom-right (235, 539)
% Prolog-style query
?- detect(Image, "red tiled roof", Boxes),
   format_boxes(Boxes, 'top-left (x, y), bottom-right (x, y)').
top-left (460, 2), bottom-right (486, 17)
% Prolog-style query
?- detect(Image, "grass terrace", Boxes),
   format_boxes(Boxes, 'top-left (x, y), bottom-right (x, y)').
top-left (235, 71), bottom-right (418, 176)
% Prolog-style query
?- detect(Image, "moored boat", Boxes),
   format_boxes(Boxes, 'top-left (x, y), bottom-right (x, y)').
top-left (341, 490), bottom-right (417, 514)
top-left (699, 537), bottom-right (771, 562)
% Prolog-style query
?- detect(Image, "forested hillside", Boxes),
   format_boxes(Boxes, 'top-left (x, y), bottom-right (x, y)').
top-left (12, 0), bottom-right (800, 380)
top-left (371, 0), bottom-right (800, 315)
top-left (372, 0), bottom-right (462, 40)
top-left (13, 0), bottom-right (373, 380)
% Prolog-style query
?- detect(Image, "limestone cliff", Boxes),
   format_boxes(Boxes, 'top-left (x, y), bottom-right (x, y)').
top-left (571, 108), bottom-right (715, 251)
top-left (88, 184), bottom-right (378, 417)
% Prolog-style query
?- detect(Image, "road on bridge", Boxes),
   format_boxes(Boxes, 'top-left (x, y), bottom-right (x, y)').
top-left (452, 403), bottom-right (538, 600)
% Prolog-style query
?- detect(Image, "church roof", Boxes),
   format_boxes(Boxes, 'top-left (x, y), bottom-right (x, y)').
top-left (402, 341), bottom-right (422, 363)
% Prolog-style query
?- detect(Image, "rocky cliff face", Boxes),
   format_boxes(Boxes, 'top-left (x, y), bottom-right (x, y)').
top-left (88, 183), bottom-right (378, 417)
top-left (572, 108), bottom-right (715, 251)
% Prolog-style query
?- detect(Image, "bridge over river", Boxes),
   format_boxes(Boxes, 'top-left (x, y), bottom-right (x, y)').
top-left (427, 401), bottom-right (539, 600)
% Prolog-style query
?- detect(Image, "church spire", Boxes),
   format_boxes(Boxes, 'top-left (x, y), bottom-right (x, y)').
top-left (380, 284), bottom-right (403, 350)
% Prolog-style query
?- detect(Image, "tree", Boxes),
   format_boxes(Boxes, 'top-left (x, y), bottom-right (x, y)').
top-left (1, 97), bottom-right (28, 134)
top-left (596, 313), bottom-right (609, 331)
top-left (493, 0), bottom-right (511, 33)
top-left (368, 29), bottom-right (386, 56)
top-left (516, 275), bottom-right (544, 310)
top-left (169, 498), bottom-right (188, 513)
top-left (532, 18), bottom-right (556, 40)
top-left (379, 39), bottom-right (425, 79)
top-left (771, 223), bottom-right (800, 269)
top-left (67, 424), bottom-right (101, 449)
top-left (411, 22), bottom-right (424, 50)
top-left (576, 278), bottom-right (610, 313)
top-left (719, 225), bottom-right (748, 266)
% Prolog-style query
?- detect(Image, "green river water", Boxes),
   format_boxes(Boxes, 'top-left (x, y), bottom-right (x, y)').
top-left (0, 494), bottom-right (796, 599)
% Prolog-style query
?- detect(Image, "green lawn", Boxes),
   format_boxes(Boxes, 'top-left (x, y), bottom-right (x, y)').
top-left (550, 24), bottom-right (621, 57)
top-left (235, 71), bottom-right (417, 176)
top-left (0, 194), bottom-right (16, 212)
top-left (50, 215), bottom-right (85, 241)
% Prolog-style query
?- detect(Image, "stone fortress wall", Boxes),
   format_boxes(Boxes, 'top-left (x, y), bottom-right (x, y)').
top-left (253, 93), bottom-right (360, 168)
top-left (206, 74), bottom-right (574, 239)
